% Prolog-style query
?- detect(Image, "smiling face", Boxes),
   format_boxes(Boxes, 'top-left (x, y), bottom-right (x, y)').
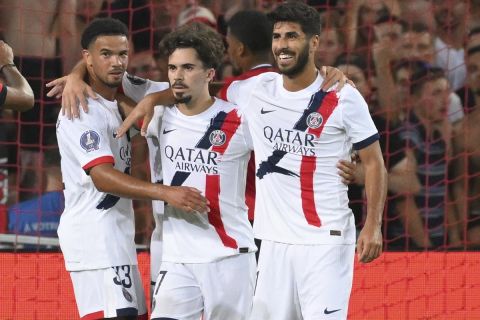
top-left (167, 47), bottom-right (214, 105)
top-left (83, 35), bottom-right (129, 89)
top-left (271, 21), bottom-right (317, 77)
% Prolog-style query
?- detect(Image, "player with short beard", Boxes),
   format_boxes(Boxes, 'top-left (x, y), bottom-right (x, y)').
top-left (55, 18), bottom-right (208, 320)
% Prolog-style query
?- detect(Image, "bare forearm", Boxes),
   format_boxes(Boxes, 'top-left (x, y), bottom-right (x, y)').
top-left (397, 196), bottom-right (431, 247)
top-left (90, 164), bottom-right (167, 201)
top-left (2, 66), bottom-right (34, 111)
top-left (71, 60), bottom-right (88, 79)
top-left (363, 159), bottom-right (387, 226)
top-left (144, 89), bottom-right (176, 107)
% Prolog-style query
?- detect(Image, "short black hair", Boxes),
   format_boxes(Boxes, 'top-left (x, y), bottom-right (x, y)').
top-left (159, 22), bottom-right (224, 70)
top-left (227, 10), bottom-right (272, 54)
top-left (467, 45), bottom-right (480, 57)
top-left (410, 65), bottom-right (446, 95)
top-left (81, 18), bottom-right (129, 49)
top-left (267, 1), bottom-right (321, 37)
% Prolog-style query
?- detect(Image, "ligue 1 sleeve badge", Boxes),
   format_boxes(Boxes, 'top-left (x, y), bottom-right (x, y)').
top-left (80, 130), bottom-right (101, 152)
top-left (209, 129), bottom-right (226, 146)
top-left (306, 112), bottom-right (323, 129)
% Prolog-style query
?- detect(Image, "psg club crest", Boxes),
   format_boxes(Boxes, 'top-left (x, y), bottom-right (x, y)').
top-left (80, 130), bottom-right (100, 152)
top-left (306, 112), bottom-right (323, 129)
top-left (209, 129), bottom-right (226, 146)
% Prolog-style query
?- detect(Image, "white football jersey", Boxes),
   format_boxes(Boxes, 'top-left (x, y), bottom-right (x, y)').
top-left (121, 73), bottom-right (170, 216)
top-left (227, 72), bottom-right (379, 245)
top-left (56, 95), bottom-right (136, 271)
top-left (158, 98), bottom-right (256, 263)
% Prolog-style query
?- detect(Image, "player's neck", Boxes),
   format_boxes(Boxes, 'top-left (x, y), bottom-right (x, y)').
top-left (88, 75), bottom-right (117, 101)
top-left (282, 61), bottom-right (318, 92)
top-left (244, 53), bottom-right (272, 71)
top-left (176, 93), bottom-right (215, 116)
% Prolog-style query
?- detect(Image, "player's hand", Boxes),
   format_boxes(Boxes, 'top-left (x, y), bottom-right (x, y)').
top-left (46, 74), bottom-right (97, 119)
top-left (319, 66), bottom-right (355, 92)
top-left (356, 222), bottom-right (382, 263)
top-left (0, 41), bottom-right (14, 66)
top-left (116, 94), bottom-right (156, 138)
top-left (337, 159), bottom-right (356, 185)
top-left (163, 186), bottom-right (210, 213)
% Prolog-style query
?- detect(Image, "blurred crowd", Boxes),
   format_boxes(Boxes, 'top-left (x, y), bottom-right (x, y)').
top-left (0, 0), bottom-right (479, 251)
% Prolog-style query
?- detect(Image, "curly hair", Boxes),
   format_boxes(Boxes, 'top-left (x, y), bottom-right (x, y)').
top-left (159, 22), bottom-right (225, 70)
top-left (267, 1), bottom-right (321, 37)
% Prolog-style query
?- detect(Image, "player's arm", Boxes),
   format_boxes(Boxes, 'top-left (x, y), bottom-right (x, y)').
top-left (46, 60), bottom-right (98, 118)
top-left (356, 141), bottom-right (387, 263)
top-left (90, 163), bottom-right (208, 213)
top-left (0, 41), bottom-right (34, 111)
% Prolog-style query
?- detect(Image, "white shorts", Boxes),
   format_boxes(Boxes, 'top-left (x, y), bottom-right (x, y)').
top-left (251, 240), bottom-right (355, 320)
top-left (151, 253), bottom-right (256, 320)
top-left (69, 265), bottom-right (147, 319)
top-left (150, 214), bottom-right (163, 298)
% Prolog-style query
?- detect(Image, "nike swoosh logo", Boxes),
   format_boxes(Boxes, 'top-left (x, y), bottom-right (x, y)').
top-left (260, 108), bottom-right (275, 114)
top-left (163, 128), bottom-right (176, 134)
top-left (324, 308), bottom-right (341, 315)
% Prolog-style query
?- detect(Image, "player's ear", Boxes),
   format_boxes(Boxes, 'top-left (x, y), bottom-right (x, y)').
top-left (82, 49), bottom-right (92, 67)
top-left (207, 68), bottom-right (215, 82)
top-left (310, 34), bottom-right (319, 53)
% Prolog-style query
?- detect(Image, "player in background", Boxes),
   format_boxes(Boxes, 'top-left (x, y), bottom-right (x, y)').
top-left (0, 40), bottom-right (35, 220)
top-left (220, 10), bottom-right (275, 257)
top-left (55, 18), bottom-right (208, 320)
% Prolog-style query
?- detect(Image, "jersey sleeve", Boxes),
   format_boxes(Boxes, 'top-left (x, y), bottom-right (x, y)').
top-left (225, 76), bottom-right (260, 108)
top-left (121, 73), bottom-right (170, 103)
top-left (145, 106), bottom-right (164, 138)
top-left (58, 105), bottom-right (114, 173)
top-left (340, 86), bottom-right (379, 150)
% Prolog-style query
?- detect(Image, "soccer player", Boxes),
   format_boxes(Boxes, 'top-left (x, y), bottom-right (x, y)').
top-left (237, 5), bottom-right (386, 319)
top-left (145, 23), bottom-right (256, 320)
top-left (55, 18), bottom-right (208, 320)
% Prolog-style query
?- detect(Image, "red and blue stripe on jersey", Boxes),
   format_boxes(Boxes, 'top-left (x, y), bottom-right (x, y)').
top-left (170, 109), bottom-right (242, 248)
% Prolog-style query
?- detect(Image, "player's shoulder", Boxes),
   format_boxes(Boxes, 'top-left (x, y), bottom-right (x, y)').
top-left (215, 97), bottom-right (236, 110)
top-left (335, 83), bottom-right (365, 104)
top-left (231, 71), bottom-right (278, 88)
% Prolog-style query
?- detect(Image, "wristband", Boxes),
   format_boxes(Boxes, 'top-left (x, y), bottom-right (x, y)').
top-left (0, 63), bottom-right (16, 73)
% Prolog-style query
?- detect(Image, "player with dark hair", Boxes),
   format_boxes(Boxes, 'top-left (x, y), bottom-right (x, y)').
top-left (227, 3), bottom-right (384, 319)
top-left (55, 18), bottom-right (208, 320)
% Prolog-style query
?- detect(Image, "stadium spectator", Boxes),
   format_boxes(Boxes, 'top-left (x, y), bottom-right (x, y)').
top-left (128, 50), bottom-right (162, 81)
top-left (345, 0), bottom-right (400, 55)
top-left (315, 25), bottom-right (345, 69)
top-left (0, 0), bottom-right (76, 201)
top-left (7, 146), bottom-right (63, 238)
top-left (335, 53), bottom-right (415, 249)
top-left (0, 40), bottom-right (34, 232)
top-left (373, 21), bottom-right (465, 126)
top-left (432, 0), bottom-right (467, 91)
top-left (394, 66), bottom-right (461, 249)
top-left (456, 45), bottom-right (480, 113)
top-left (452, 107), bottom-right (480, 248)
